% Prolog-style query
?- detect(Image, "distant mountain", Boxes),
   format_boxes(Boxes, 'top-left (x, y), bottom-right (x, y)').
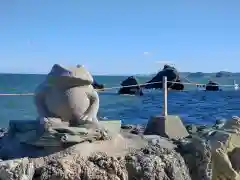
top-left (216, 71), bottom-right (230, 78)
top-left (182, 72), bottom-right (205, 78)
top-left (144, 71), bottom-right (240, 79)
top-left (215, 71), bottom-right (240, 78)
top-left (180, 72), bottom-right (240, 79)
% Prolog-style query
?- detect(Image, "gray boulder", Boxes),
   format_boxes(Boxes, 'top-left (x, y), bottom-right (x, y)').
top-left (0, 158), bottom-right (34, 180)
top-left (176, 137), bottom-right (212, 180)
top-left (38, 140), bottom-right (191, 180)
top-left (0, 125), bottom-right (191, 180)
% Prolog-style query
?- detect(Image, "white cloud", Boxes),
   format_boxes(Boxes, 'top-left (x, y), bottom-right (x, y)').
top-left (143, 52), bottom-right (150, 56)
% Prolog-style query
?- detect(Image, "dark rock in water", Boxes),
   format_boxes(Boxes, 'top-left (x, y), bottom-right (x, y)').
top-left (169, 79), bottom-right (184, 90)
top-left (92, 80), bottom-right (104, 90)
top-left (144, 64), bottom-right (184, 90)
top-left (118, 76), bottom-right (143, 96)
top-left (205, 80), bottom-right (220, 91)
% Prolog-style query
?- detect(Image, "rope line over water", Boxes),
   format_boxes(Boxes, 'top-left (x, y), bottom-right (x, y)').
top-left (0, 80), bottom-right (238, 96)
top-left (170, 81), bottom-right (236, 87)
top-left (0, 93), bottom-right (34, 96)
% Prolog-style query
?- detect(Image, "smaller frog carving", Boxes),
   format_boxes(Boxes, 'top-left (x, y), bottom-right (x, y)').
top-left (34, 64), bottom-right (99, 126)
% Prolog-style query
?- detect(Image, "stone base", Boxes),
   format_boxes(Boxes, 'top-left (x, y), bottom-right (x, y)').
top-left (0, 119), bottom-right (122, 160)
top-left (74, 133), bottom-right (147, 158)
top-left (8, 119), bottom-right (121, 133)
top-left (144, 115), bottom-right (189, 140)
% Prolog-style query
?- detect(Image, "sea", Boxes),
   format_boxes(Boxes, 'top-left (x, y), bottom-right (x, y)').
top-left (0, 73), bottom-right (239, 128)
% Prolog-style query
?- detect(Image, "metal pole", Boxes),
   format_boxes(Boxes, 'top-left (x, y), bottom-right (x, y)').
top-left (162, 76), bottom-right (168, 116)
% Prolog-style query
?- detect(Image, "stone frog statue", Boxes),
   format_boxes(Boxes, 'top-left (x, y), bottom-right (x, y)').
top-left (34, 64), bottom-right (100, 127)
top-left (0, 64), bottom-right (109, 159)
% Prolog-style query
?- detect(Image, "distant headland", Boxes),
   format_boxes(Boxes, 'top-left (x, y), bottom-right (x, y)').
top-left (139, 71), bottom-right (240, 78)
top-left (180, 71), bottom-right (240, 78)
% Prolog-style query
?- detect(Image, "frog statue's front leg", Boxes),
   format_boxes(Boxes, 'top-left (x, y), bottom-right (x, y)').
top-left (81, 88), bottom-right (99, 122)
top-left (34, 82), bottom-right (63, 129)
top-left (70, 86), bottom-right (100, 127)
top-left (30, 82), bottom-right (53, 136)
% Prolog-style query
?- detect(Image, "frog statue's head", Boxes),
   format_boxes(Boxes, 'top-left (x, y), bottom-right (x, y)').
top-left (46, 64), bottom-right (94, 88)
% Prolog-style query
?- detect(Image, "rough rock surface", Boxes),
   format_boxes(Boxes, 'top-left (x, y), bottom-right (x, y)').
top-left (125, 143), bottom-right (191, 180)
top-left (177, 116), bottom-right (240, 180)
top-left (209, 116), bottom-right (240, 179)
top-left (37, 141), bottom-right (190, 180)
top-left (176, 137), bottom-right (212, 180)
top-left (2, 116), bottom-right (240, 180)
top-left (0, 158), bottom-right (34, 180)
top-left (0, 133), bottom-right (191, 180)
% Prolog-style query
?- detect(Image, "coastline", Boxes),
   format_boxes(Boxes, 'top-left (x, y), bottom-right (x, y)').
top-left (0, 116), bottom-right (238, 179)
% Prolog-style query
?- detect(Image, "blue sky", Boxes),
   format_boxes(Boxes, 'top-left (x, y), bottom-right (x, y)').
top-left (0, 0), bottom-right (240, 75)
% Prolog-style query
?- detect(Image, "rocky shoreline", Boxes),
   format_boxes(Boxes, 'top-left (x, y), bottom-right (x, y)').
top-left (0, 116), bottom-right (239, 180)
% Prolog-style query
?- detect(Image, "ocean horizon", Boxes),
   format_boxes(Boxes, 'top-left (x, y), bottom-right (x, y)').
top-left (0, 73), bottom-right (239, 128)
top-left (1, 70), bottom-right (240, 76)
